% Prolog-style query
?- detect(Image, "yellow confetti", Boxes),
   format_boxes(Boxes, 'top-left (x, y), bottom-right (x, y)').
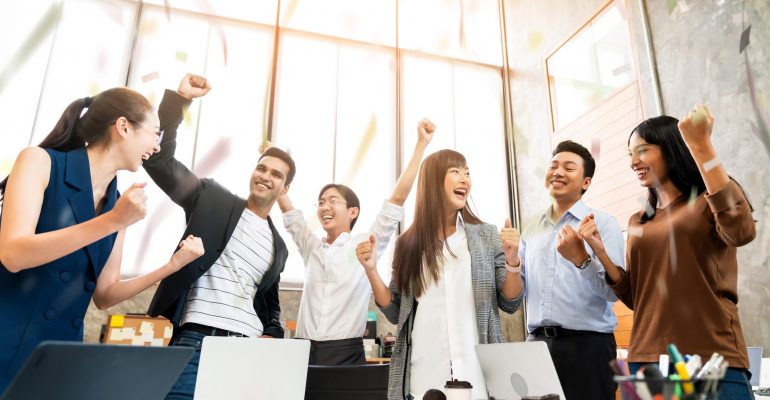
top-left (183, 107), bottom-right (193, 128)
top-left (343, 114), bottom-right (377, 184)
top-left (88, 83), bottom-right (101, 96)
top-left (527, 32), bottom-right (543, 51)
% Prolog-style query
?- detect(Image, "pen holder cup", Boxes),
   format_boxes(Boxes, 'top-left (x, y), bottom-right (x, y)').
top-left (614, 376), bottom-right (720, 400)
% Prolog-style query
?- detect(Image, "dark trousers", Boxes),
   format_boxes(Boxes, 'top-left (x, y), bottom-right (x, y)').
top-left (306, 337), bottom-right (366, 366)
top-left (528, 329), bottom-right (617, 400)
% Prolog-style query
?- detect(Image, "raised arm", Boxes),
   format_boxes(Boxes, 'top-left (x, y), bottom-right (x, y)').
top-left (678, 105), bottom-right (755, 246)
top-left (92, 233), bottom-right (204, 309)
top-left (388, 118), bottom-right (435, 206)
top-left (0, 148), bottom-right (146, 272)
top-left (143, 74), bottom-right (211, 210)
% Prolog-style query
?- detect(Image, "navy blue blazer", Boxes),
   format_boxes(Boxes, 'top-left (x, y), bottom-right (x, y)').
top-left (0, 147), bottom-right (118, 391)
top-left (143, 90), bottom-right (287, 338)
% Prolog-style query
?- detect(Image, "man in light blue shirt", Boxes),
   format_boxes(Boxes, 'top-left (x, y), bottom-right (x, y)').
top-left (519, 140), bottom-right (625, 400)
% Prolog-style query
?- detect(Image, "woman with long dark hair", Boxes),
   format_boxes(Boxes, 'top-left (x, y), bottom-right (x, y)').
top-left (0, 82), bottom-right (205, 392)
top-left (579, 106), bottom-right (756, 399)
top-left (356, 149), bottom-right (523, 400)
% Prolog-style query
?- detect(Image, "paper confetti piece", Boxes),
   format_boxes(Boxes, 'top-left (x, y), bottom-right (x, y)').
top-left (164, 0), bottom-right (171, 21)
top-left (740, 25), bottom-right (751, 53)
top-left (183, 107), bottom-right (192, 128)
top-left (527, 31), bottom-right (544, 51)
top-left (628, 226), bottom-right (644, 237)
top-left (677, 0), bottom-right (689, 12)
top-left (175, 51), bottom-right (188, 62)
top-left (343, 114), bottom-right (378, 184)
top-left (687, 186), bottom-right (698, 210)
top-left (703, 158), bottom-right (720, 172)
top-left (100, 2), bottom-right (124, 25)
top-left (666, 0), bottom-right (677, 14)
top-left (614, 0), bottom-right (628, 20)
top-left (745, 53), bottom-right (770, 158)
top-left (141, 71), bottom-right (160, 83)
top-left (590, 137), bottom-right (602, 161)
top-left (110, 315), bottom-right (125, 327)
top-left (612, 64), bottom-right (632, 76)
top-left (195, 0), bottom-right (228, 65)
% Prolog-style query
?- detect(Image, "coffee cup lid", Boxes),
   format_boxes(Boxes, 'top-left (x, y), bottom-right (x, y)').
top-left (444, 379), bottom-right (472, 389)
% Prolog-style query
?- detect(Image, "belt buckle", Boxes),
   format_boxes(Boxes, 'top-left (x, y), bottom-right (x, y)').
top-left (543, 326), bottom-right (558, 338)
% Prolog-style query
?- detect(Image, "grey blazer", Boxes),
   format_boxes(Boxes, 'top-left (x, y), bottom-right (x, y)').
top-left (379, 222), bottom-right (523, 400)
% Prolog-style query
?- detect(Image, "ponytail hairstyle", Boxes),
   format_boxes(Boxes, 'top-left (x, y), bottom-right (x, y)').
top-left (1, 87), bottom-right (152, 198)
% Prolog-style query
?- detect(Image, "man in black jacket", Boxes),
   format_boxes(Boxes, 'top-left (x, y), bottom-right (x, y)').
top-left (143, 74), bottom-right (295, 399)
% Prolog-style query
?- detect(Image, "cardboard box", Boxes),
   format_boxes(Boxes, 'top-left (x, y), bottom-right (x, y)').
top-left (102, 314), bottom-right (173, 347)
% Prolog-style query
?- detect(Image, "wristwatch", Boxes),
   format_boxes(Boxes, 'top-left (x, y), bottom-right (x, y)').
top-left (505, 260), bottom-right (522, 274)
top-left (576, 256), bottom-right (592, 270)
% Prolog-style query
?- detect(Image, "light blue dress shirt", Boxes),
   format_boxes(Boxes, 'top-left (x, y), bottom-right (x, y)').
top-left (520, 200), bottom-right (625, 334)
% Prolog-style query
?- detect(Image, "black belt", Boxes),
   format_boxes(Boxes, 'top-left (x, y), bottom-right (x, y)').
top-left (531, 326), bottom-right (610, 338)
top-left (181, 322), bottom-right (248, 337)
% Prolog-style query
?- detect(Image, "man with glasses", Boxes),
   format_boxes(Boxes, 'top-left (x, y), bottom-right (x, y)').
top-left (275, 118), bottom-right (435, 366)
top-left (143, 74), bottom-right (296, 399)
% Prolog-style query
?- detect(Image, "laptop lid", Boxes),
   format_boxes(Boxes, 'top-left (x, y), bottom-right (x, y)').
top-left (1, 341), bottom-right (193, 400)
top-left (194, 337), bottom-right (310, 400)
top-left (475, 342), bottom-right (565, 400)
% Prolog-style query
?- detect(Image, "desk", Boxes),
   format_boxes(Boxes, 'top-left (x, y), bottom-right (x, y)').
top-left (366, 357), bottom-right (390, 365)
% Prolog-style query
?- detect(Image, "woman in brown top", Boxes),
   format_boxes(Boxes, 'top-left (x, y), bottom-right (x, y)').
top-left (576, 106), bottom-right (756, 399)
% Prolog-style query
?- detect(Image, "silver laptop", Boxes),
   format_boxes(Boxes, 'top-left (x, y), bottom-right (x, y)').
top-left (475, 342), bottom-right (566, 400)
top-left (194, 337), bottom-right (310, 400)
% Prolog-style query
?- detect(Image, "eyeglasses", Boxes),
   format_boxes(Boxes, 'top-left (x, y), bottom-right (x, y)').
top-left (316, 197), bottom-right (347, 208)
top-left (130, 120), bottom-right (164, 145)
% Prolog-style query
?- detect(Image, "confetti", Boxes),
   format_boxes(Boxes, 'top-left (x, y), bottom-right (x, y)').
top-left (614, 0), bottom-right (628, 20)
top-left (628, 226), bottom-right (644, 237)
top-left (141, 71), bottom-right (160, 83)
top-left (175, 51), bottom-right (188, 63)
top-left (740, 25), bottom-right (751, 54)
top-left (527, 32), bottom-right (544, 51)
top-left (195, 0), bottom-right (228, 66)
top-left (677, 0), bottom-right (689, 12)
top-left (687, 185), bottom-right (698, 210)
top-left (666, 0), bottom-right (677, 14)
top-left (343, 114), bottom-right (378, 184)
top-left (164, 0), bottom-right (171, 22)
top-left (745, 53), bottom-right (770, 158)
top-left (590, 137), bottom-right (602, 161)
top-left (612, 64), bottom-right (632, 76)
top-left (702, 158), bottom-right (720, 172)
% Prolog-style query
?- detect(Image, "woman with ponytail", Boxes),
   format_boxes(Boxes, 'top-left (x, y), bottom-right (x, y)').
top-left (0, 84), bottom-right (205, 392)
top-left (355, 149), bottom-right (524, 400)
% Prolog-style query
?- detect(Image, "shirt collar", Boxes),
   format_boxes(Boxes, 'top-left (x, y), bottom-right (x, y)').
top-left (540, 199), bottom-right (589, 226)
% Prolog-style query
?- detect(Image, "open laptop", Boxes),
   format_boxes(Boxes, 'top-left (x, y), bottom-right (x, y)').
top-left (476, 342), bottom-right (565, 400)
top-left (1, 341), bottom-right (193, 400)
top-left (194, 337), bottom-right (311, 400)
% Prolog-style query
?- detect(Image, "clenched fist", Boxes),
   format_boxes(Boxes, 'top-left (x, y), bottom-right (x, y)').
top-left (417, 118), bottom-right (436, 144)
top-left (111, 182), bottom-right (147, 229)
top-left (177, 73), bottom-right (212, 100)
top-left (555, 224), bottom-right (590, 268)
top-left (169, 235), bottom-right (205, 271)
top-left (356, 234), bottom-right (377, 272)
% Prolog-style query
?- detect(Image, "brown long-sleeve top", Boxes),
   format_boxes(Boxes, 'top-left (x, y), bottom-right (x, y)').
top-left (608, 180), bottom-right (756, 368)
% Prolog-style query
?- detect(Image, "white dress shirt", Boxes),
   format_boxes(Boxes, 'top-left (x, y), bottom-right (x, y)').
top-left (284, 200), bottom-right (403, 341)
top-left (409, 214), bottom-right (488, 400)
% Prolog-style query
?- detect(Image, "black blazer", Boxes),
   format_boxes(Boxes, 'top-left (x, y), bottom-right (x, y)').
top-left (143, 90), bottom-right (286, 338)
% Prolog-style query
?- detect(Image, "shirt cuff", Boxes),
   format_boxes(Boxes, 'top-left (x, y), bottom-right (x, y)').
top-left (380, 200), bottom-right (405, 221)
top-left (283, 209), bottom-right (305, 228)
top-left (705, 180), bottom-right (746, 213)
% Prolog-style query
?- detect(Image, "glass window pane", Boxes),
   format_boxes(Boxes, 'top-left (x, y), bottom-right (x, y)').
top-left (29, 0), bottom-right (138, 144)
top-left (142, 0), bottom-right (278, 26)
top-left (399, 0), bottom-right (502, 65)
top-left (334, 45), bottom-right (396, 238)
top-left (279, 0), bottom-right (395, 46)
top-left (546, 4), bottom-right (636, 130)
top-left (453, 64), bottom-right (509, 227)
top-left (271, 34), bottom-right (338, 287)
top-left (0, 0), bottom-right (58, 177)
top-left (120, 7), bottom-right (211, 276)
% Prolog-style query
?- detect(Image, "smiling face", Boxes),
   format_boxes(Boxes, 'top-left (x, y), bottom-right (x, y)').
top-left (249, 155), bottom-right (290, 207)
top-left (545, 151), bottom-right (591, 204)
top-left (628, 131), bottom-right (668, 188)
top-left (316, 187), bottom-right (359, 235)
top-left (123, 112), bottom-right (161, 172)
top-left (443, 165), bottom-right (472, 212)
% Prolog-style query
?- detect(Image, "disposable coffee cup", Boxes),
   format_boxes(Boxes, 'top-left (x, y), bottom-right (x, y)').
top-left (444, 379), bottom-right (472, 400)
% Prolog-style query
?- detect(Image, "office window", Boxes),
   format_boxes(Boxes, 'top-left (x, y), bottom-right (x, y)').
top-left (279, 0), bottom-right (395, 46)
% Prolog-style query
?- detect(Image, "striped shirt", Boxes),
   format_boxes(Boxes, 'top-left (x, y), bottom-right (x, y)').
top-left (180, 208), bottom-right (274, 337)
